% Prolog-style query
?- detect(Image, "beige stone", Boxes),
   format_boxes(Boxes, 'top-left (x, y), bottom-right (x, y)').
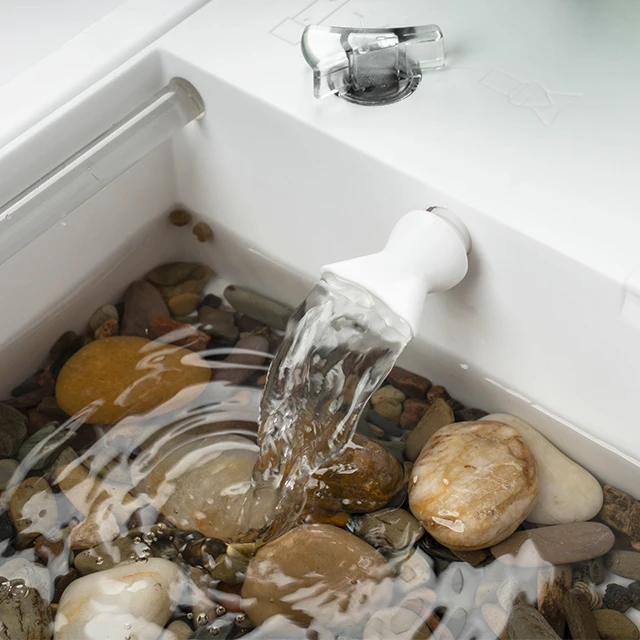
top-left (408, 421), bottom-right (538, 550)
top-left (8, 476), bottom-right (58, 540)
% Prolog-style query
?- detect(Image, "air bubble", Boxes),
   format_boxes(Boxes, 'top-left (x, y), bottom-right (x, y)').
top-left (215, 605), bottom-right (226, 617)
top-left (95, 557), bottom-right (104, 565)
top-left (124, 623), bottom-right (131, 630)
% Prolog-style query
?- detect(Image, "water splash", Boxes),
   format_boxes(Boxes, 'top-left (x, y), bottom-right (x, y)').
top-left (249, 276), bottom-right (411, 540)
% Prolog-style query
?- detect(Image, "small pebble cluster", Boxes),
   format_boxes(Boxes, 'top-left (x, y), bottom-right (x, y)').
top-left (0, 210), bottom-right (639, 639)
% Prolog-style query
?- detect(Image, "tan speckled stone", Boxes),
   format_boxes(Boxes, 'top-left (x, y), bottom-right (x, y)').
top-left (408, 421), bottom-right (538, 550)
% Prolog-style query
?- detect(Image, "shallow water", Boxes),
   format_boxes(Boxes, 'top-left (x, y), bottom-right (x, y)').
top-left (0, 251), bottom-right (638, 640)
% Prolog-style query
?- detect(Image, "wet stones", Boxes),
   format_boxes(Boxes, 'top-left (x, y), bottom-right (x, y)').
top-left (214, 335), bottom-right (269, 386)
top-left (386, 367), bottom-right (431, 399)
top-left (55, 558), bottom-right (183, 639)
top-left (151, 316), bottom-right (210, 352)
top-left (223, 286), bottom-right (292, 331)
top-left (0, 580), bottom-right (53, 640)
top-left (536, 564), bottom-right (572, 636)
top-left (562, 587), bottom-right (600, 640)
top-left (508, 603), bottom-right (562, 639)
top-left (68, 504), bottom-right (120, 550)
top-left (167, 293), bottom-right (201, 316)
top-left (242, 524), bottom-right (391, 628)
top-left (148, 263), bottom-right (213, 300)
top-left (607, 549), bottom-right (640, 581)
top-left (404, 399), bottom-right (455, 462)
top-left (8, 477), bottom-right (58, 541)
top-left (593, 609), bottom-right (640, 640)
top-left (121, 280), bottom-right (170, 337)
top-left (484, 414), bottom-right (603, 525)
top-left (409, 421), bottom-right (539, 550)
top-left (599, 484), bottom-right (640, 543)
top-left (351, 508), bottom-right (424, 550)
top-left (55, 336), bottom-right (211, 423)
top-left (492, 522), bottom-right (615, 566)
top-left (310, 434), bottom-right (405, 514)
top-left (363, 606), bottom-right (431, 639)
top-left (198, 306), bottom-right (239, 342)
top-left (0, 404), bottom-right (27, 458)
top-left (88, 304), bottom-right (119, 334)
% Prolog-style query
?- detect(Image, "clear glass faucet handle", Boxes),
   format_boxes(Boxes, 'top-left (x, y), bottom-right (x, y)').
top-left (301, 24), bottom-right (445, 106)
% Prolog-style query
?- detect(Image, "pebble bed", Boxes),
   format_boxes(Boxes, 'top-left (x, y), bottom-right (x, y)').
top-left (0, 211), bottom-right (640, 639)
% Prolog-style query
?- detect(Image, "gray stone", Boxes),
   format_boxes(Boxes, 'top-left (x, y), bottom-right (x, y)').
top-left (88, 304), bottom-right (119, 333)
top-left (0, 581), bottom-right (53, 640)
top-left (17, 423), bottom-right (71, 471)
top-left (0, 459), bottom-right (19, 491)
top-left (224, 285), bottom-right (292, 331)
top-left (0, 404), bottom-right (27, 458)
top-left (508, 604), bottom-right (562, 640)
top-left (214, 335), bottom-right (269, 386)
top-left (198, 306), bottom-right (239, 341)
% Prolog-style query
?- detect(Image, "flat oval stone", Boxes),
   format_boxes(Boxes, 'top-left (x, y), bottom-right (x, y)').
top-left (242, 524), bottom-right (392, 628)
top-left (408, 421), bottom-right (539, 550)
top-left (484, 414), bottom-right (603, 525)
top-left (0, 403), bottom-right (27, 458)
top-left (0, 458), bottom-right (19, 490)
top-left (55, 558), bottom-right (183, 639)
top-left (490, 522), bottom-right (615, 566)
top-left (56, 336), bottom-right (211, 423)
top-left (309, 434), bottom-right (405, 514)
top-left (593, 609), bottom-right (640, 640)
top-left (9, 476), bottom-right (58, 541)
top-left (223, 286), bottom-right (292, 331)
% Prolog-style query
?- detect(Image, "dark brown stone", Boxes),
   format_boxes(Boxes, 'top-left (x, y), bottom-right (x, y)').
top-left (399, 399), bottom-right (429, 429)
top-left (27, 410), bottom-right (50, 435)
top-left (599, 485), bottom-right (640, 542)
top-left (151, 316), bottom-right (210, 352)
top-left (386, 366), bottom-right (431, 399)
top-left (121, 280), bottom-right (170, 338)
top-left (562, 588), bottom-right (600, 640)
top-left (309, 434), bottom-right (405, 514)
top-left (193, 221), bottom-right (214, 242)
top-left (508, 604), bottom-right (562, 640)
top-left (603, 583), bottom-right (640, 612)
top-left (198, 307), bottom-right (239, 342)
top-left (426, 385), bottom-right (450, 403)
top-left (537, 564), bottom-right (571, 636)
top-left (214, 335), bottom-right (269, 386)
top-left (491, 523), bottom-right (615, 566)
top-left (168, 208), bottom-right (192, 226)
top-left (454, 408), bottom-right (489, 422)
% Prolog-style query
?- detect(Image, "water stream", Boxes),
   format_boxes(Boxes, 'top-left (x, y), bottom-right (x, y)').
top-left (248, 275), bottom-right (412, 542)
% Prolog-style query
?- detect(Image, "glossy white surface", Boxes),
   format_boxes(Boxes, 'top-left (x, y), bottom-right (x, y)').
top-left (0, 0), bottom-right (639, 498)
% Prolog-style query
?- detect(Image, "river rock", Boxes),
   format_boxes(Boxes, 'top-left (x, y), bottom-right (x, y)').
top-left (309, 434), bottom-right (405, 513)
top-left (223, 286), bottom-right (292, 331)
top-left (168, 293), bottom-right (201, 316)
top-left (363, 606), bottom-right (431, 639)
top-left (395, 548), bottom-right (434, 593)
top-left (408, 421), bottom-right (539, 550)
top-left (0, 459), bottom-right (18, 490)
top-left (373, 399), bottom-right (403, 424)
top-left (491, 522), bottom-right (615, 566)
top-left (562, 588), bottom-right (600, 640)
top-left (404, 399), bottom-right (455, 462)
top-left (146, 435), bottom-right (270, 541)
top-left (88, 304), bottom-right (119, 333)
top-left (17, 422), bottom-right (71, 471)
top-left (56, 336), bottom-right (211, 423)
top-left (9, 477), bottom-right (58, 541)
top-left (508, 604), bottom-right (562, 640)
top-left (594, 610), bottom-right (640, 640)
top-left (198, 307), bottom-right (239, 342)
top-left (168, 209), bottom-right (192, 227)
top-left (372, 386), bottom-right (407, 406)
top-left (352, 508), bottom-right (424, 550)
top-left (151, 316), bottom-right (210, 351)
top-left (608, 550), bottom-right (640, 581)
top-left (121, 280), bottom-right (170, 337)
top-left (0, 403), bottom-right (27, 458)
top-left (68, 504), bottom-right (120, 550)
top-left (386, 367), bottom-right (431, 399)
top-left (73, 536), bottom-right (148, 575)
top-left (55, 558), bottom-right (183, 639)
top-left (599, 485), bottom-right (640, 542)
top-left (603, 583), bottom-right (639, 612)
top-left (214, 335), bottom-right (269, 385)
top-left (0, 581), bottom-right (53, 640)
top-left (242, 524), bottom-right (392, 628)
top-left (163, 620), bottom-right (194, 639)
top-left (483, 414), bottom-right (603, 525)
top-left (399, 400), bottom-right (430, 430)
top-left (148, 263), bottom-right (213, 300)
top-left (193, 221), bottom-right (214, 243)
top-left (0, 558), bottom-right (52, 602)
